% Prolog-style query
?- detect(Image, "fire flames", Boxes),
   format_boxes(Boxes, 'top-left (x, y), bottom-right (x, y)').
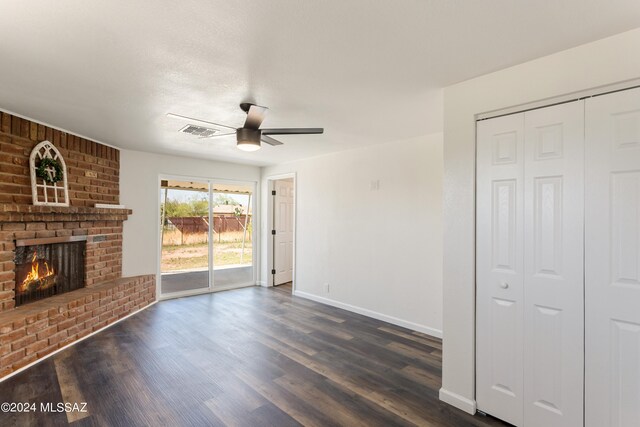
top-left (19, 252), bottom-right (55, 293)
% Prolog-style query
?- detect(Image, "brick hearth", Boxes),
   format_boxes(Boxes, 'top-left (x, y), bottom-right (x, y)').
top-left (0, 275), bottom-right (154, 376)
top-left (0, 111), bottom-right (156, 377)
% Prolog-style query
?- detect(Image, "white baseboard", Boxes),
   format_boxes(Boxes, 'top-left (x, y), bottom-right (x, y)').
top-left (0, 301), bottom-right (157, 383)
top-left (257, 280), bottom-right (269, 287)
top-left (439, 388), bottom-right (477, 415)
top-left (293, 290), bottom-right (443, 339)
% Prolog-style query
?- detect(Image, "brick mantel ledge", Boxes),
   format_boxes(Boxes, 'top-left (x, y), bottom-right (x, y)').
top-left (0, 205), bottom-right (132, 223)
top-left (0, 274), bottom-right (155, 377)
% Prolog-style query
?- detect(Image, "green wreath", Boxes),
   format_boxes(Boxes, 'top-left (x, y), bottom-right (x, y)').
top-left (36, 157), bottom-right (64, 184)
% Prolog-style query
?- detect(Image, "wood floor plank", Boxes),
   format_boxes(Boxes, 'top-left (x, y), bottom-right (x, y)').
top-left (53, 352), bottom-right (91, 424)
top-left (281, 302), bottom-right (346, 323)
top-left (235, 370), bottom-right (334, 427)
top-left (377, 325), bottom-right (443, 349)
top-left (385, 341), bottom-right (443, 369)
top-left (248, 402), bottom-right (303, 427)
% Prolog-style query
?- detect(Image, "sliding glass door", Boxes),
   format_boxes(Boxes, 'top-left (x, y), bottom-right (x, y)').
top-left (212, 183), bottom-right (253, 287)
top-left (159, 177), bottom-right (255, 298)
top-left (160, 179), bottom-right (210, 295)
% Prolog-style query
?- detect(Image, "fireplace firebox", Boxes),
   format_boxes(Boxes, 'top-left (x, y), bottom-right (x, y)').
top-left (14, 236), bottom-right (86, 306)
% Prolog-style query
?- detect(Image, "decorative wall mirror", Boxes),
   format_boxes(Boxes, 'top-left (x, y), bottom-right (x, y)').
top-left (29, 140), bottom-right (69, 206)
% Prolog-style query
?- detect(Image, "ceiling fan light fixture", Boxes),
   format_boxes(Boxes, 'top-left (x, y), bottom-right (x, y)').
top-left (237, 140), bottom-right (261, 152)
top-left (236, 128), bottom-right (261, 151)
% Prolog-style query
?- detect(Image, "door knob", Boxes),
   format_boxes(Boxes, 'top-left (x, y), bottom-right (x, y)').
top-left (499, 281), bottom-right (509, 289)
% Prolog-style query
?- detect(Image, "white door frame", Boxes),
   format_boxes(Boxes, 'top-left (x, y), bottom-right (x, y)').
top-left (157, 173), bottom-right (259, 300)
top-left (265, 172), bottom-right (297, 292)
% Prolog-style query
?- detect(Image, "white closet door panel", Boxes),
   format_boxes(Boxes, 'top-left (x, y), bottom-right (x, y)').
top-left (586, 87), bottom-right (640, 427)
top-left (523, 102), bottom-right (584, 427)
top-left (476, 113), bottom-right (525, 426)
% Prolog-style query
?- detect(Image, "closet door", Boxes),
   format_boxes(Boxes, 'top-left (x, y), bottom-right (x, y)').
top-left (476, 113), bottom-right (525, 426)
top-left (585, 87), bottom-right (640, 427)
top-left (523, 102), bottom-right (584, 427)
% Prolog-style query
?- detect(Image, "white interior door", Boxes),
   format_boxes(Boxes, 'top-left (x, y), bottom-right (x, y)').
top-left (585, 87), bottom-right (640, 427)
top-left (476, 113), bottom-right (525, 426)
top-left (523, 102), bottom-right (584, 427)
top-left (274, 179), bottom-right (294, 285)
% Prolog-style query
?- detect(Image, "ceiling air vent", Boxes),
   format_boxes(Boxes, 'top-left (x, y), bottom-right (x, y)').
top-left (180, 124), bottom-right (218, 138)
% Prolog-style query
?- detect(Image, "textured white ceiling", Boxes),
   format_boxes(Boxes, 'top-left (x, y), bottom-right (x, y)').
top-left (1, 1), bottom-right (639, 166)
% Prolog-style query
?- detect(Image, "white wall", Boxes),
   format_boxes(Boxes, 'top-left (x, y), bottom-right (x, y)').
top-left (441, 28), bottom-right (640, 413)
top-left (120, 149), bottom-right (261, 279)
top-left (261, 133), bottom-right (444, 337)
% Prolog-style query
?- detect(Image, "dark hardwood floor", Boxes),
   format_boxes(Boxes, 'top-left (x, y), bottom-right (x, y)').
top-left (274, 282), bottom-right (293, 292)
top-left (0, 284), bottom-right (508, 426)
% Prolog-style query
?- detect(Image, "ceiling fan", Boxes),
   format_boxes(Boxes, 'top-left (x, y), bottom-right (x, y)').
top-left (168, 103), bottom-right (324, 152)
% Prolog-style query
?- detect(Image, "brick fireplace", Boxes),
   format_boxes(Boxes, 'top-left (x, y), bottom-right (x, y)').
top-left (0, 111), bottom-right (155, 377)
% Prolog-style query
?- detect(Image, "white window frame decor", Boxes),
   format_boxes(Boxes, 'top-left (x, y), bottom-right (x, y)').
top-left (29, 140), bottom-right (70, 206)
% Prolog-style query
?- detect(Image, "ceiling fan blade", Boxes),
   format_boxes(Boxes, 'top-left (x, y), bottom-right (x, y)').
top-left (244, 105), bottom-right (268, 129)
top-left (261, 135), bottom-right (284, 146)
top-left (261, 128), bottom-right (324, 135)
top-left (198, 131), bottom-right (235, 139)
top-left (166, 113), bottom-right (237, 130)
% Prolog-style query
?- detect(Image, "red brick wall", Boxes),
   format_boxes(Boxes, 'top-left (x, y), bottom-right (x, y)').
top-left (0, 275), bottom-right (155, 377)
top-left (0, 111), bottom-right (119, 207)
